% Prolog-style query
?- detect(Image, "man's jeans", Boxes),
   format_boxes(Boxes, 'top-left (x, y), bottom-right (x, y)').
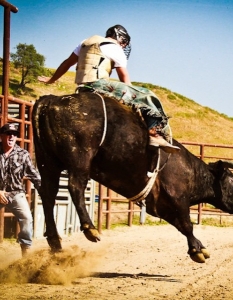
top-left (90, 79), bottom-right (172, 141)
top-left (0, 192), bottom-right (33, 246)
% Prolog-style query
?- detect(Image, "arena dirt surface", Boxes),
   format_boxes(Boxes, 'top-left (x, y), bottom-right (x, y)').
top-left (1, 224), bottom-right (233, 300)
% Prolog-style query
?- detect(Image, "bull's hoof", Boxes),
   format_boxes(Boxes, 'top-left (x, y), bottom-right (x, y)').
top-left (188, 248), bottom-right (209, 263)
top-left (188, 248), bottom-right (210, 264)
top-left (83, 228), bottom-right (101, 242)
top-left (190, 252), bottom-right (205, 263)
top-left (201, 247), bottom-right (210, 259)
top-left (46, 237), bottom-right (62, 253)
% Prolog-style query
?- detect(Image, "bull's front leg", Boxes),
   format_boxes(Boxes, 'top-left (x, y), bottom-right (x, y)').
top-left (68, 172), bottom-right (101, 243)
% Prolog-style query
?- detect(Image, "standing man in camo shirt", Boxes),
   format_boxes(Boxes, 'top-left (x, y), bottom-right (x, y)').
top-left (0, 123), bottom-right (41, 257)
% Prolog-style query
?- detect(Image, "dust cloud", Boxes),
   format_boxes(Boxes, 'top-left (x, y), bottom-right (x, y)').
top-left (0, 245), bottom-right (104, 285)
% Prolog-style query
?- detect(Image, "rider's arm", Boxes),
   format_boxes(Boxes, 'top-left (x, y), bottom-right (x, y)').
top-left (38, 52), bottom-right (79, 84)
top-left (116, 67), bottom-right (131, 85)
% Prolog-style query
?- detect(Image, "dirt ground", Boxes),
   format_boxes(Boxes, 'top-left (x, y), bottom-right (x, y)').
top-left (1, 224), bottom-right (233, 300)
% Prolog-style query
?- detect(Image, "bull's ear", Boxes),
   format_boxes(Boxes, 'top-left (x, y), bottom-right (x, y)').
top-left (220, 160), bottom-right (233, 169)
top-left (208, 160), bottom-right (224, 176)
top-left (208, 160), bottom-right (233, 177)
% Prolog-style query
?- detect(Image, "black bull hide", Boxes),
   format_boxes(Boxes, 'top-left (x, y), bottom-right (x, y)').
top-left (32, 93), bottom-right (233, 263)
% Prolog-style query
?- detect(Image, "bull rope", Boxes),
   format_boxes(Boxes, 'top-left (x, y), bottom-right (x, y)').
top-left (128, 150), bottom-right (161, 203)
top-left (94, 92), bottom-right (107, 146)
top-left (93, 92), bottom-right (169, 204)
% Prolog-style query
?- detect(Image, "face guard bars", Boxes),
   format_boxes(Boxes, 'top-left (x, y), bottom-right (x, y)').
top-left (114, 28), bottom-right (131, 60)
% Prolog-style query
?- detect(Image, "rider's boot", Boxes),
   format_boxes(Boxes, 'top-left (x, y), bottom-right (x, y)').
top-left (149, 135), bottom-right (180, 154)
top-left (148, 126), bottom-right (180, 154)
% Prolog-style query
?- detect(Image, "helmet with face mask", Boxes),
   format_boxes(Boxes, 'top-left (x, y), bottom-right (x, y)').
top-left (105, 25), bottom-right (131, 60)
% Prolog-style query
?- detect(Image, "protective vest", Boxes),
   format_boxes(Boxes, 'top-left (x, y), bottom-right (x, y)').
top-left (75, 35), bottom-right (117, 84)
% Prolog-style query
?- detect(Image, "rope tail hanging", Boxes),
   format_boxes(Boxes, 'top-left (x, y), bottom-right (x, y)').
top-left (128, 150), bottom-right (161, 203)
top-left (94, 92), bottom-right (107, 146)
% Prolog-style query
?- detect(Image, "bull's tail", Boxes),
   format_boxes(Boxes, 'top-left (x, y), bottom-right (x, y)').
top-left (32, 95), bottom-right (52, 151)
top-left (32, 97), bottom-right (45, 143)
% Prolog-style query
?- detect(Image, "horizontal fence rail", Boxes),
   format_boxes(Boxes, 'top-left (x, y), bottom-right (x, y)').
top-left (97, 186), bottom-right (142, 233)
top-left (181, 141), bottom-right (233, 161)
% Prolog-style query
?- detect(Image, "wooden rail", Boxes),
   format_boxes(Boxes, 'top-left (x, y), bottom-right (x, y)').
top-left (97, 185), bottom-right (141, 233)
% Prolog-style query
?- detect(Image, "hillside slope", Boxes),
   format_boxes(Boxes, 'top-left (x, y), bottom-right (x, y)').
top-left (133, 82), bottom-right (233, 145)
top-left (1, 64), bottom-right (233, 153)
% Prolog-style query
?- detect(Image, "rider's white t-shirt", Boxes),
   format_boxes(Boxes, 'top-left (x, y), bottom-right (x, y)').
top-left (73, 40), bottom-right (127, 68)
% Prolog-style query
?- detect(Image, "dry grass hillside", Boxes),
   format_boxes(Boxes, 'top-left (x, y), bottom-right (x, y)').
top-left (1, 63), bottom-right (233, 159)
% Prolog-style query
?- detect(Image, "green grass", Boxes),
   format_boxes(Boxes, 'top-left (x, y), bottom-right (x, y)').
top-left (192, 217), bottom-right (233, 227)
top-left (98, 216), bottom-right (233, 231)
top-left (103, 216), bottom-right (233, 230)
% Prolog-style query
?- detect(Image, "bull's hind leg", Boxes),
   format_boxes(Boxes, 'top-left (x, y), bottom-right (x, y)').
top-left (38, 165), bottom-right (62, 252)
top-left (146, 196), bottom-right (210, 263)
top-left (68, 170), bottom-right (101, 242)
top-left (159, 207), bottom-right (210, 263)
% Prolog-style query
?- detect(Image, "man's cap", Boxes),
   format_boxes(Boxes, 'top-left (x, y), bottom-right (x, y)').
top-left (0, 123), bottom-right (19, 135)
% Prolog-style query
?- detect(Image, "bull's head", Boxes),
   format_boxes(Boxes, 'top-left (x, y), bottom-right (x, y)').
top-left (208, 160), bottom-right (233, 213)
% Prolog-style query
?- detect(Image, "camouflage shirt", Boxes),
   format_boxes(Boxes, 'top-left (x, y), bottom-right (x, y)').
top-left (0, 143), bottom-right (41, 201)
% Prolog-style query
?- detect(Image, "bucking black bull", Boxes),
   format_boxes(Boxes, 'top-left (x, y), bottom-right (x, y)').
top-left (32, 92), bottom-right (233, 263)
